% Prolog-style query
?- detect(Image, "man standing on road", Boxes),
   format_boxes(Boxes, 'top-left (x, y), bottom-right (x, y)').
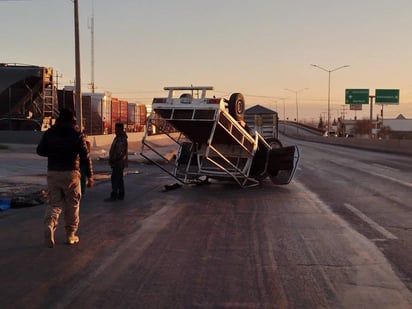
top-left (105, 122), bottom-right (128, 202)
top-left (80, 131), bottom-right (91, 195)
top-left (37, 108), bottom-right (94, 248)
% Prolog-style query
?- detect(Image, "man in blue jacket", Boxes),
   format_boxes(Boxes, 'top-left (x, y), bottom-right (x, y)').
top-left (37, 108), bottom-right (94, 248)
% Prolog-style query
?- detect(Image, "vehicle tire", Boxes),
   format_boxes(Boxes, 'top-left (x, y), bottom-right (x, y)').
top-left (266, 137), bottom-right (283, 149)
top-left (228, 93), bottom-right (245, 121)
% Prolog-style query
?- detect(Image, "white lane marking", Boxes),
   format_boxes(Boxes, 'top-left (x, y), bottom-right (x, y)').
top-left (371, 163), bottom-right (400, 173)
top-left (368, 171), bottom-right (412, 188)
top-left (326, 160), bottom-right (411, 189)
top-left (344, 203), bottom-right (397, 240)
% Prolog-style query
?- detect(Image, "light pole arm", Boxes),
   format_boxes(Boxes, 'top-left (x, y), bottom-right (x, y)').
top-left (311, 64), bottom-right (350, 73)
top-left (310, 64), bottom-right (350, 133)
top-left (311, 64), bottom-right (329, 73)
top-left (331, 65), bottom-right (350, 72)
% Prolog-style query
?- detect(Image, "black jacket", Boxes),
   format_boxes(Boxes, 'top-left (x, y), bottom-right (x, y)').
top-left (36, 121), bottom-right (93, 178)
top-left (109, 131), bottom-right (128, 168)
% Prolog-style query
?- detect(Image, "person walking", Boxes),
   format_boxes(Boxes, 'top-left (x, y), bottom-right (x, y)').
top-left (37, 108), bottom-right (94, 248)
top-left (105, 122), bottom-right (128, 202)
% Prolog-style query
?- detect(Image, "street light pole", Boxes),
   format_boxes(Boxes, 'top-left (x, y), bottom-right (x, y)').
top-left (311, 64), bottom-right (349, 133)
top-left (278, 97), bottom-right (286, 133)
top-left (284, 88), bottom-right (308, 136)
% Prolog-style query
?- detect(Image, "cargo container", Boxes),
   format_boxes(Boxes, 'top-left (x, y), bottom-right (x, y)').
top-left (86, 92), bottom-right (112, 135)
top-left (1, 64), bottom-right (146, 134)
top-left (110, 98), bottom-right (122, 133)
top-left (127, 103), bottom-right (147, 132)
top-left (59, 88), bottom-right (112, 135)
top-left (119, 99), bottom-right (128, 125)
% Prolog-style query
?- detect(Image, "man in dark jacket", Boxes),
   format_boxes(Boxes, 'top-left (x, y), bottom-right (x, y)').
top-left (105, 122), bottom-right (128, 201)
top-left (37, 108), bottom-right (94, 248)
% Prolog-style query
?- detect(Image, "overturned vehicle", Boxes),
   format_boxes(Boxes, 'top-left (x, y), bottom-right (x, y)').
top-left (140, 86), bottom-right (299, 188)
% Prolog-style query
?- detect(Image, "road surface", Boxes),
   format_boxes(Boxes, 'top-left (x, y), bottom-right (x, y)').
top-left (1, 138), bottom-right (412, 308)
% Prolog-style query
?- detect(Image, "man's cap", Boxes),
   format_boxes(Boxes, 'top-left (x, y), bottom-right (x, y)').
top-left (57, 108), bottom-right (76, 123)
top-left (115, 122), bottom-right (124, 130)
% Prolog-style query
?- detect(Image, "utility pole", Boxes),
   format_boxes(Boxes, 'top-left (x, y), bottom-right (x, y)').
top-left (74, 0), bottom-right (83, 128)
top-left (55, 71), bottom-right (63, 90)
top-left (88, 0), bottom-right (95, 93)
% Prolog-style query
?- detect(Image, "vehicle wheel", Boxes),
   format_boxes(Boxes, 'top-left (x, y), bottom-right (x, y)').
top-left (228, 93), bottom-right (245, 121)
top-left (266, 138), bottom-right (283, 149)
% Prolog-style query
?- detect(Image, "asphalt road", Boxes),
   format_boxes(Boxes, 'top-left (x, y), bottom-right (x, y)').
top-left (1, 138), bottom-right (412, 308)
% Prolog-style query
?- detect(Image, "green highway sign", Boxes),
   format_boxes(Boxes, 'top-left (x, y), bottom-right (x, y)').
top-left (375, 89), bottom-right (399, 104)
top-left (345, 89), bottom-right (369, 104)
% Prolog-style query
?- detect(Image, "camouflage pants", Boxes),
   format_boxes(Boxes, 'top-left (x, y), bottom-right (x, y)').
top-left (44, 170), bottom-right (81, 233)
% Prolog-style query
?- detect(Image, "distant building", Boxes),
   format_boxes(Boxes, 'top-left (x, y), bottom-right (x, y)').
top-left (342, 115), bottom-right (412, 139)
top-left (382, 114), bottom-right (412, 131)
top-left (381, 114), bottom-right (412, 139)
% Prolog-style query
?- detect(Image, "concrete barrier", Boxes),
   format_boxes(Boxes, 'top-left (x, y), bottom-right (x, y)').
top-left (0, 131), bottom-right (145, 148)
top-left (0, 131), bottom-right (44, 145)
top-left (1, 130), bottom-right (411, 156)
top-left (89, 132), bottom-right (145, 149)
top-left (292, 134), bottom-right (412, 155)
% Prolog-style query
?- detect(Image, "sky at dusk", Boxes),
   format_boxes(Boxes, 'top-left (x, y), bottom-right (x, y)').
top-left (1, 0), bottom-right (412, 123)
